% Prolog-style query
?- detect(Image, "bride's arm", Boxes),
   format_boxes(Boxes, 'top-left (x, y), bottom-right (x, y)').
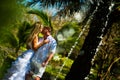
top-left (32, 35), bottom-right (49, 51)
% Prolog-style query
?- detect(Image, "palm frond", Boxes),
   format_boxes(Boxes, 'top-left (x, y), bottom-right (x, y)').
top-left (114, 38), bottom-right (120, 47)
top-left (27, 10), bottom-right (53, 31)
top-left (25, 0), bottom-right (90, 16)
top-left (17, 21), bottom-right (33, 45)
top-left (27, 0), bottom-right (87, 7)
top-left (7, 32), bottom-right (18, 48)
top-left (0, 31), bottom-right (18, 48)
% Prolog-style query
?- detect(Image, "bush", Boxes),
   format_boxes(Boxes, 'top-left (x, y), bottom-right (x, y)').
top-left (43, 54), bottom-right (73, 80)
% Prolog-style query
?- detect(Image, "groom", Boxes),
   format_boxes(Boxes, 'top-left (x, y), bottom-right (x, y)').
top-left (25, 26), bottom-right (57, 80)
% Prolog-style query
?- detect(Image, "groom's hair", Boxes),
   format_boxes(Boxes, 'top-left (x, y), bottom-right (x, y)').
top-left (43, 26), bottom-right (51, 32)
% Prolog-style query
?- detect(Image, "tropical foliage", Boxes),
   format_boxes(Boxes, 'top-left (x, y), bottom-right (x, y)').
top-left (0, 0), bottom-right (120, 80)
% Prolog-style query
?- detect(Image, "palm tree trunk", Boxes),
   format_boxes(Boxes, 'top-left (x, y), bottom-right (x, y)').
top-left (65, 1), bottom-right (116, 80)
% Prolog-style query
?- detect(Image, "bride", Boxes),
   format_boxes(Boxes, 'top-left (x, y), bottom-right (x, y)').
top-left (3, 22), bottom-right (49, 80)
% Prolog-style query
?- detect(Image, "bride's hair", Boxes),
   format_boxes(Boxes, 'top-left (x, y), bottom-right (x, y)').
top-left (26, 22), bottom-right (43, 48)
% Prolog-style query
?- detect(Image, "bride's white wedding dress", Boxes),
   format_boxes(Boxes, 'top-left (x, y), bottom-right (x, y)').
top-left (3, 39), bottom-right (43, 80)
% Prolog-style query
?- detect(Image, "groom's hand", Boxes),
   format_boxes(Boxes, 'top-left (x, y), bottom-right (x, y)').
top-left (42, 62), bottom-right (48, 67)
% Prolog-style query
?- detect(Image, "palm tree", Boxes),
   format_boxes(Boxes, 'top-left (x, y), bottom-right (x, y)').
top-left (16, 21), bottom-right (33, 53)
top-left (27, 10), bottom-right (53, 33)
top-left (25, 0), bottom-right (120, 80)
top-left (0, 0), bottom-right (27, 55)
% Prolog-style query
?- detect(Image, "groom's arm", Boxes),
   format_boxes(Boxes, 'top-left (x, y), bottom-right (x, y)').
top-left (42, 40), bottom-right (57, 67)
top-left (32, 35), bottom-right (49, 51)
top-left (42, 53), bottom-right (54, 67)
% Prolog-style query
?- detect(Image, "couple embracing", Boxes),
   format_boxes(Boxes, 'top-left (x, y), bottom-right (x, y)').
top-left (4, 22), bottom-right (57, 80)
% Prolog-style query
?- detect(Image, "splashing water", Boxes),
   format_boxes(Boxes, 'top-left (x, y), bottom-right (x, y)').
top-left (3, 49), bottom-right (34, 80)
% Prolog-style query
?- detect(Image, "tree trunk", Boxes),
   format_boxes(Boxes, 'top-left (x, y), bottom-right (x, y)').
top-left (65, 0), bottom-right (117, 80)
